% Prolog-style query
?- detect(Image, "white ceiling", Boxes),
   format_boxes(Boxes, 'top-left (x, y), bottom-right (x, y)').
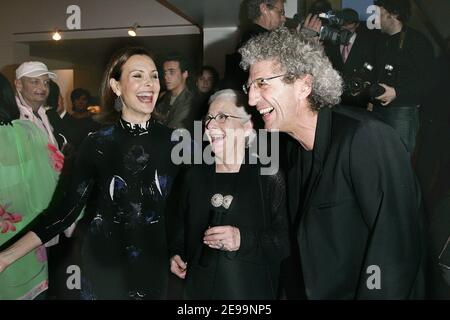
top-left (158, 0), bottom-right (244, 28)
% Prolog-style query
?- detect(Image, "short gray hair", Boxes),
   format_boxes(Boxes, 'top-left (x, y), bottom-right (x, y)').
top-left (239, 27), bottom-right (343, 111)
top-left (208, 89), bottom-right (251, 121)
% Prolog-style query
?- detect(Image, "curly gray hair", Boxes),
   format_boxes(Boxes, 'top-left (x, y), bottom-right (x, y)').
top-left (246, 0), bottom-right (285, 21)
top-left (239, 27), bottom-right (343, 111)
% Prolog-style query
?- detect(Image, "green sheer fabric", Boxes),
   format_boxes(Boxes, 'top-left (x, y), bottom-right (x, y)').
top-left (0, 120), bottom-right (59, 299)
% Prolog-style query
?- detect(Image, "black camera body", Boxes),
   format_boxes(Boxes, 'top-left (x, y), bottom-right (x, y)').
top-left (344, 63), bottom-right (396, 101)
top-left (318, 11), bottom-right (353, 45)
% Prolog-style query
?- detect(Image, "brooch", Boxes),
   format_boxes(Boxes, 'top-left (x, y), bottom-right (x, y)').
top-left (211, 194), bottom-right (234, 209)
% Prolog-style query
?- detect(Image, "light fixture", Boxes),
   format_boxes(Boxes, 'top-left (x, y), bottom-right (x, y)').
top-left (128, 23), bottom-right (139, 37)
top-left (52, 29), bottom-right (62, 41)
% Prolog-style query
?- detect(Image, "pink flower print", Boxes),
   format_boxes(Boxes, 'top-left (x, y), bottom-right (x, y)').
top-left (0, 204), bottom-right (23, 234)
top-left (35, 245), bottom-right (47, 263)
top-left (47, 143), bottom-right (65, 173)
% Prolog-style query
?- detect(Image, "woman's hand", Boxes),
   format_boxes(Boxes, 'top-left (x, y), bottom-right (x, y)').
top-left (0, 256), bottom-right (8, 273)
top-left (170, 255), bottom-right (187, 279)
top-left (203, 226), bottom-right (241, 252)
top-left (0, 231), bottom-right (43, 273)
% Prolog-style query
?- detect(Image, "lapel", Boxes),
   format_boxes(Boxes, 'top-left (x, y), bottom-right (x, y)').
top-left (300, 108), bottom-right (332, 217)
top-left (286, 138), bottom-right (301, 224)
top-left (172, 88), bottom-right (191, 110)
top-left (345, 34), bottom-right (359, 67)
top-left (286, 109), bottom-right (333, 228)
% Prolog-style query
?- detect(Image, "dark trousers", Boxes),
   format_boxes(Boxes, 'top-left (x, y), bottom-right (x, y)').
top-left (372, 105), bottom-right (420, 153)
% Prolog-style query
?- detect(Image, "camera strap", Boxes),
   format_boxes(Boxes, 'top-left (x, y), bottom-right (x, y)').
top-left (399, 29), bottom-right (407, 51)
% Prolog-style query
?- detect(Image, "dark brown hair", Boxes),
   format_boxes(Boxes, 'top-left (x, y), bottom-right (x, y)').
top-left (0, 73), bottom-right (20, 123)
top-left (96, 47), bottom-right (154, 124)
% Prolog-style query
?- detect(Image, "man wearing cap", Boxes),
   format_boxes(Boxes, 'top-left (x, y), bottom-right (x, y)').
top-left (15, 61), bottom-right (58, 146)
top-left (324, 8), bottom-right (378, 108)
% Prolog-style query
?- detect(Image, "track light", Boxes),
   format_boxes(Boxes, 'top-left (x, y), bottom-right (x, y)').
top-left (52, 30), bottom-right (62, 41)
top-left (128, 23), bottom-right (139, 37)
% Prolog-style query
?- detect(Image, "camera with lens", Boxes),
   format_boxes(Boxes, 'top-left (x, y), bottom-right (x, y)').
top-left (344, 63), bottom-right (396, 101)
top-left (318, 11), bottom-right (353, 45)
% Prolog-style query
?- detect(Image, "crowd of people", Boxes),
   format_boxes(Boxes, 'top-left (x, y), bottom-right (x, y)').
top-left (0, 0), bottom-right (449, 300)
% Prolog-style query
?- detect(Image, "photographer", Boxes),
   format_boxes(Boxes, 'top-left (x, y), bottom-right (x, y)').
top-left (223, 0), bottom-right (286, 90)
top-left (371, 0), bottom-right (434, 153)
top-left (323, 9), bottom-right (378, 108)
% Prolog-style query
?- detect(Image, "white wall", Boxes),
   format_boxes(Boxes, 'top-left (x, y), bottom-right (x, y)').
top-left (53, 70), bottom-right (74, 113)
top-left (203, 27), bottom-right (240, 76)
top-left (202, 0), bottom-right (298, 77)
top-left (0, 0), bottom-right (197, 80)
top-left (285, 0), bottom-right (298, 18)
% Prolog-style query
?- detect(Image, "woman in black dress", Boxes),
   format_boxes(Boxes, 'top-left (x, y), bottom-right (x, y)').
top-left (0, 47), bottom-right (179, 299)
top-left (170, 89), bottom-right (289, 299)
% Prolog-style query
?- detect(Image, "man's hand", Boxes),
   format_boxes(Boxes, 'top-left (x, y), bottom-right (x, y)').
top-left (375, 84), bottom-right (397, 106)
top-left (203, 225), bottom-right (241, 252)
top-left (170, 255), bottom-right (187, 279)
top-left (299, 13), bottom-right (322, 35)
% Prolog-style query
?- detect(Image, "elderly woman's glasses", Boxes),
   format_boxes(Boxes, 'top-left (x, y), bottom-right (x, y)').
top-left (204, 113), bottom-right (243, 126)
top-left (242, 74), bottom-right (289, 94)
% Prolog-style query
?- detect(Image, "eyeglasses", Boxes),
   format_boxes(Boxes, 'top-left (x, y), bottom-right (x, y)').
top-left (203, 113), bottom-right (243, 126)
top-left (267, 4), bottom-right (285, 16)
top-left (242, 74), bottom-right (290, 94)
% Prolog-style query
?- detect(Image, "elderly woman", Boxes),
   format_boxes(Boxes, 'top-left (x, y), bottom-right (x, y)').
top-left (170, 89), bottom-right (289, 299)
top-left (0, 47), bottom-right (179, 299)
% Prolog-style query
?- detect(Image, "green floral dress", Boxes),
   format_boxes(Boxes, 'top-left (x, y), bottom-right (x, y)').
top-left (0, 120), bottom-right (60, 299)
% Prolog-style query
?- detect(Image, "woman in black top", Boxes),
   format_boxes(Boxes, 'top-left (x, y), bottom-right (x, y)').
top-left (170, 89), bottom-right (289, 299)
top-left (0, 47), bottom-right (179, 299)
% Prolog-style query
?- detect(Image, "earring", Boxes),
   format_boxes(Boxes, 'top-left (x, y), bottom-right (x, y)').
top-left (114, 95), bottom-right (123, 112)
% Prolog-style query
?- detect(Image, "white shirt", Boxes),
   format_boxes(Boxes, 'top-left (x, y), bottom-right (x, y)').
top-left (340, 32), bottom-right (358, 60)
top-left (16, 95), bottom-right (58, 147)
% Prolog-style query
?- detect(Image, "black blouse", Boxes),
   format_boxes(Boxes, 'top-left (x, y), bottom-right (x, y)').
top-left (170, 156), bottom-right (290, 299)
top-left (33, 118), bottom-right (180, 299)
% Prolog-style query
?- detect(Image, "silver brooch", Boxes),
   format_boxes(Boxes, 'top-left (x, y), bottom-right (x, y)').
top-left (211, 194), bottom-right (233, 209)
top-left (223, 195), bottom-right (233, 209)
top-left (211, 194), bottom-right (224, 207)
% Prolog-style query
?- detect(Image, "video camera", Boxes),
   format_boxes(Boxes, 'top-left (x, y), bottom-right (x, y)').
top-left (318, 11), bottom-right (353, 45)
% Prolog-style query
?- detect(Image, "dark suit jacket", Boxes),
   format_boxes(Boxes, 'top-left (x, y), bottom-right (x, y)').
top-left (286, 106), bottom-right (425, 299)
top-left (325, 29), bottom-right (378, 78)
top-left (324, 29), bottom-right (378, 107)
top-left (154, 88), bottom-right (195, 131)
top-left (374, 26), bottom-right (434, 108)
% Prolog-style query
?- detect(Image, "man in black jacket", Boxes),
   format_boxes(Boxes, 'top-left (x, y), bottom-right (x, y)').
top-left (239, 27), bottom-right (425, 299)
top-left (371, 0), bottom-right (434, 153)
top-left (223, 0), bottom-right (286, 90)
top-left (324, 8), bottom-right (379, 108)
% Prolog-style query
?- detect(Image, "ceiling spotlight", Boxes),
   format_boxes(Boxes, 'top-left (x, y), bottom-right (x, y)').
top-left (128, 23), bottom-right (139, 37)
top-left (52, 30), bottom-right (62, 41)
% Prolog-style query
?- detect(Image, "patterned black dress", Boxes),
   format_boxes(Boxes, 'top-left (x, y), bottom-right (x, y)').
top-left (33, 118), bottom-right (179, 299)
